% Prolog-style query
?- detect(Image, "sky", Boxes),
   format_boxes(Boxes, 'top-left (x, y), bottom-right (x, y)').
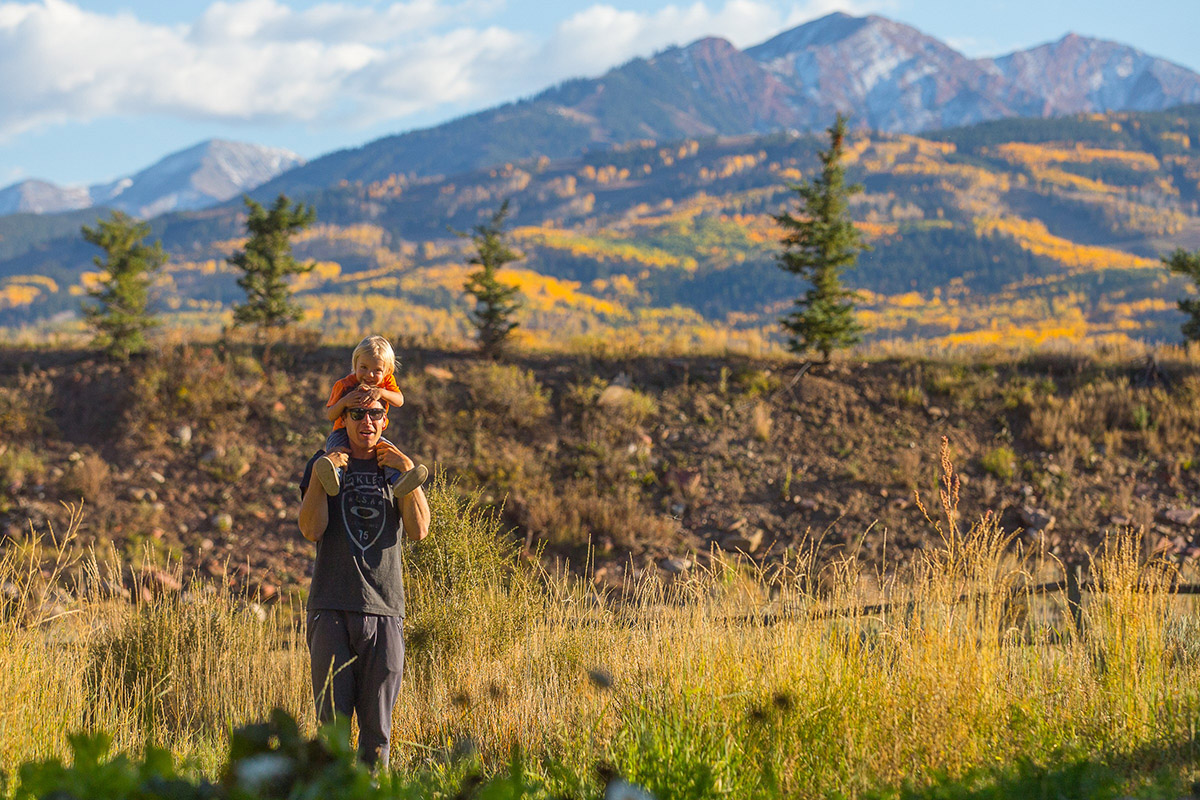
top-left (0, 0), bottom-right (1197, 188)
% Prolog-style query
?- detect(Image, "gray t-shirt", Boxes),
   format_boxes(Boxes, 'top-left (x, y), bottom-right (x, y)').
top-left (307, 457), bottom-right (406, 617)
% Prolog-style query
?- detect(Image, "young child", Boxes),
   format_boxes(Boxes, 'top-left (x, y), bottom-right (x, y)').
top-left (312, 335), bottom-right (428, 499)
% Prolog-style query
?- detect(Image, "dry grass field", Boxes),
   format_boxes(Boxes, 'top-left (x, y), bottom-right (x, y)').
top-left (4, 440), bottom-right (1200, 797)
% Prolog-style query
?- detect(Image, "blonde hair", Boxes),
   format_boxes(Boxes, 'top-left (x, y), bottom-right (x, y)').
top-left (351, 335), bottom-right (396, 375)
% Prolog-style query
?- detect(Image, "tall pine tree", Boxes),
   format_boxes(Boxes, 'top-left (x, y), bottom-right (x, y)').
top-left (230, 194), bottom-right (316, 332)
top-left (1163, 248), bottom-right (1200, 341)
top-left (775, 113), bottom-right (868, 361)
top-left (463, 201), bottom-right (523, 358)
top-left (81, 211), bottom-right (166, 361)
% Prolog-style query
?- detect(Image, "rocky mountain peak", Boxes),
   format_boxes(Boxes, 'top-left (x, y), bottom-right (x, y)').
top-left (0, 140), bottom-right (303, 217)
top-left (991, 34), bottom-right (1200, 115)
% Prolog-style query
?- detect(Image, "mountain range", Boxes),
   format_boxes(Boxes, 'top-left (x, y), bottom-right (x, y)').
top-left (258, 12), bottom-right (1200, 197)
top-left (0, 140), bottom-right (302, 217)
top-left (4, 13), bottom-right (1200, 220)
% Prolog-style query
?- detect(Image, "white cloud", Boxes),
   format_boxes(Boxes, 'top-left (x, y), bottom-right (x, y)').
top-left (0, 0), bottom-right (897, 143)
top-left (540, 1), bottom-right (784, 78)
top-left (0, 0), bottom-right (525, 138)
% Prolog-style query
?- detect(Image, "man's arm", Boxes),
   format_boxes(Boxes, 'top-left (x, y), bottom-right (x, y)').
top-left (376, 441), bottom-right (430, 541)
top-left (401, 486), bottom-right (430, 541)
top-left (298, 480), bottom-right (329, 542)
top-left (298, 452), bottom-right (347, 541)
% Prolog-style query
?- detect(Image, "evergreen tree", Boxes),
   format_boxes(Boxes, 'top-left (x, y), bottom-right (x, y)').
top-left (462, 201), bottom-right (523, 357)
top-left (774, 113), bottom-right (869, 361)
top-left (1163, 248), bottom-right (1200, 342)
top-left (81, 211), bottom-right (166, 361)
top-left (229, 194), bottom-right (316, 331)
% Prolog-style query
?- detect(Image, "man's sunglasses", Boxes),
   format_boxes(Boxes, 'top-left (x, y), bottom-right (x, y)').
top-left (347, 407), bottom-right (386, 421)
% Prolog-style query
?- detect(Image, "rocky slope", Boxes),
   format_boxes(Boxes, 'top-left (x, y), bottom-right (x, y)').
top-left (5, 344), bottom-right (1200, 600)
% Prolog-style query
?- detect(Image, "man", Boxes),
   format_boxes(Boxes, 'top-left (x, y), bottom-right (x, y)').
top-left (298, 396), bottom-right (430, 768)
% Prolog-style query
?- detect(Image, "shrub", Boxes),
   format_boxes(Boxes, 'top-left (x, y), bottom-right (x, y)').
top-left (403, 478), bottom-right (543, 666)
top-left (0, 446), bottom-right (46, 493)
top-left (131, 346), bottom-right (286, 448)
top-left (891, 382), bottom-right (926, 408)
top-left (13, 709), bottom-right (555, 799)
top-left (460, 362), bottom-right (551, 432)
top-left (979, 447), bottom-right (1017, 482)
top-left (520, 479), bottom-right (676, 550)
top-left (59, 451), bottom-right (112, 507)
top-left (0, 379), bottom-right (52, 442)
top-left (733, 367), bottom-right (778, 398)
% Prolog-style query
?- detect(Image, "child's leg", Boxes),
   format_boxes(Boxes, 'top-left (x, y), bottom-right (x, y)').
top-left (314, 429), bottom-right (351, 496)
top-left (381, 436), bottom-right (428, 500)
top-left (324, 429), bottom-right (351, 454)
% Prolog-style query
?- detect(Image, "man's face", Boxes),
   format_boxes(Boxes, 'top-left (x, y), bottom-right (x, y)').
top-left (344, 399), bottom-right (385, 451)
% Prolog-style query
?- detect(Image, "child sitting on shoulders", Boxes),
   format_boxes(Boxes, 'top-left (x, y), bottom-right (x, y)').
top-left (313, 335), bottom-right (427, 499)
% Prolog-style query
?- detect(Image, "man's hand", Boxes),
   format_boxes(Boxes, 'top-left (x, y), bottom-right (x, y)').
top-left (326, 451), bottom-right (350, 469)
top-left (376, 440), bottom-right (414, 472)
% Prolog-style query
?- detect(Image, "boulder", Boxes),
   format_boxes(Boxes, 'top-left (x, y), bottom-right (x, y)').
top-left (660, 557), bottom-right (692, 574)
top-left (1018, 505), bottom-right (1056, 532)
top-left (1159, 507), bottom-right (1200, 527)
top-left (663, 468), bottom-right (701, 496)
top-left (721, 528), bottom-right (764, 554)
top-left (598, 384), bottom-right (635, 409)
top-left (142, 569), bottom-right (182, 594)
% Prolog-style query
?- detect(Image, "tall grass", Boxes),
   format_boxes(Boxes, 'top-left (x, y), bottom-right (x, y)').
top-left (0, 505), bottom-right (309, 776)
top-left (4, 462), bottom-right (1200, 797)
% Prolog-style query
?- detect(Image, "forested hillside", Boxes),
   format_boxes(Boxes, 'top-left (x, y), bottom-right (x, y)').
top-left (2, 106), bottom-right (1200, 349)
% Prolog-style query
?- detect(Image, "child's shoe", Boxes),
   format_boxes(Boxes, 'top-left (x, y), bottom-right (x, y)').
top-left (314, 456), bottom-right (342, 496)
top-left (391, 464), bottom-right (428, 500)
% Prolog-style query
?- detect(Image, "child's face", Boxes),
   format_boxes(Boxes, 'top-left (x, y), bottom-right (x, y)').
top-left (355, 353), bottom-right (390, 386)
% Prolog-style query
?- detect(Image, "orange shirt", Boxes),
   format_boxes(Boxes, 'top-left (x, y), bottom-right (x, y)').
top-left (326, 372), bottom-right (399, 430)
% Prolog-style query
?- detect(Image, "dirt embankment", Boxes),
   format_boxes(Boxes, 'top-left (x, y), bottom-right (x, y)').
top-left (4, 344), bottom-right (1200, 599)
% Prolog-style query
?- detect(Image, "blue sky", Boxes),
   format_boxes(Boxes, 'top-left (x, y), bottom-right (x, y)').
top-left (1, 0), bottom-right (1196, 188)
